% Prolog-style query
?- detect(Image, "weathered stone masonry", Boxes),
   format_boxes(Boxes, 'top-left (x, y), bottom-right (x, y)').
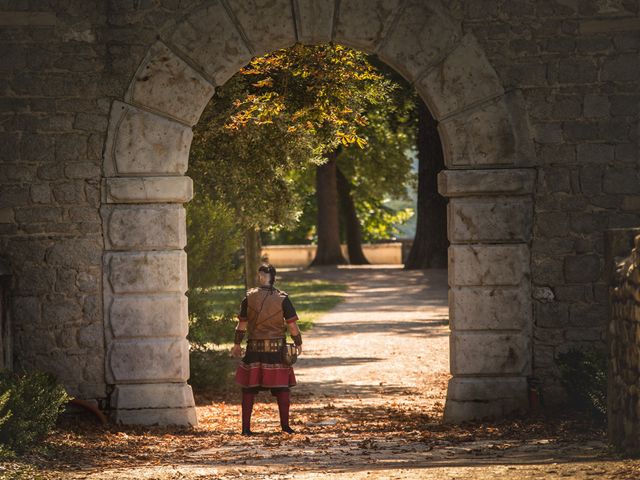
top-left (0, 1), bottom-right (638, 425)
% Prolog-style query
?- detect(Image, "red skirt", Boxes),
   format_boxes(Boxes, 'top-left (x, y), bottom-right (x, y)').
top-left (235, 350), bottom-right (296, 389)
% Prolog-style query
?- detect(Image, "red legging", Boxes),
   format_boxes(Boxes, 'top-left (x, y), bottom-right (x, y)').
top-left (242, 388), bottom-right (290, 431)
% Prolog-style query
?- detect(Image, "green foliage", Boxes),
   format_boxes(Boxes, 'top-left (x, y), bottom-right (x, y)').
top-left (357, 202), bottom-right (414, 242)
top-left (189, 43), bottom-right (416, 257)
top-left (187, 290), bottom-right (237, 349)
top-left (189, 350), bottom-right (236, 392)
top-left (228, 43), bottom-right (395, 152)
top-left (186, 194), bottom-right (243, 289)
top-left (0, 370), bottom-right (70, 454)
top-left (557, 347), bottom-right (607, 422)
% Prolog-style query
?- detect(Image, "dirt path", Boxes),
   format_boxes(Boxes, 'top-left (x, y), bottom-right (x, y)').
top-left (30, 266), bottom-right (640, 479)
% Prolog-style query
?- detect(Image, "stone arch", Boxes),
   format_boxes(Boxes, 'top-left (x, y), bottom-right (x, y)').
top-left (102, 0), bottom-right (536, 426)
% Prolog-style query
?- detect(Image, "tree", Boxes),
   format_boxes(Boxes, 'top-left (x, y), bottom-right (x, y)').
top-left (189, 75), bottom-right (320, 287)
top-left (336, 164), bottom-right (368, 264)
top-left (311, 151), bottom-right (348, 265)
top-left (226, 44), bottom-right (401, 265)
top-left (404, 102), bottom-right (448, 269)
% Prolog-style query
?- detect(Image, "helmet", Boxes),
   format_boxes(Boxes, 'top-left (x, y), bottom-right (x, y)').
top-left (258, 263), bottom-right (276, 286)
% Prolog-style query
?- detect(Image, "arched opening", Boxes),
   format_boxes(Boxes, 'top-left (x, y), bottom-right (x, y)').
top-left (101, 0), bottom-right (535, 426)
top-left (184, 42), bottom-right (452, 433)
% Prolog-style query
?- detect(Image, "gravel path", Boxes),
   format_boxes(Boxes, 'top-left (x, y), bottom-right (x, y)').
top-left (291, 265), bottom-right (451, 415)
top-left (55, 266), bottom-right (640, 480)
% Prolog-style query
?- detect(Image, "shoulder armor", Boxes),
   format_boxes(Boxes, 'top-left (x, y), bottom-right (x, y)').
top-left (278, 289), bottom-right (288, 297)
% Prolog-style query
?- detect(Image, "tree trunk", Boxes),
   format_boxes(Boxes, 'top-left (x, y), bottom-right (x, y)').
top-left (336, 165), bottom-right (369, 265)
top-left (244, 227), bottom-right (262, 289)
top-left (404, 102), bottom-right (448, 269)
top-left (311, 152), bottom-right (348, 266)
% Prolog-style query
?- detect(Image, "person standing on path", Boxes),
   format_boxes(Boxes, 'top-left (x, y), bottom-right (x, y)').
top-left (231, 263), bottom-right (303, 436)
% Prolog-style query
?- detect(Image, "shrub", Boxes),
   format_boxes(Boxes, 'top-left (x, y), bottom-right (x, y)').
top-left (0, 370), bottom-right (70, 454)
top-left (189, 350), bottom-right (235, 392)
top-left (557, 347), bottom-right (607, 422)
top-left (187, 291), bottom-right (237, 350)
top-left (188, 289), bottom-right (239, 392)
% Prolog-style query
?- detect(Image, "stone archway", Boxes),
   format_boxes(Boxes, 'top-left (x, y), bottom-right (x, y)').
top-left (101, 0), bottom-right (536, 426)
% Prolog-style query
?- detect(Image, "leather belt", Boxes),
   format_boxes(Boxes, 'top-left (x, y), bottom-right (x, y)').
top-left (247, 338), bottom-right (285, 352)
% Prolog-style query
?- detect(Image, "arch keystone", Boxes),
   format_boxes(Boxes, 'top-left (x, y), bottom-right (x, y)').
top-left (169, 0), bottom-right (252, 87)
top-left (225, 0), bottom-right (297, 57)
top-left (125, 41), bottom-right (215, 126)
top-left (334, 0), bottom-right (403, 52)
top-left (294, 0), bottom-right (335, 44)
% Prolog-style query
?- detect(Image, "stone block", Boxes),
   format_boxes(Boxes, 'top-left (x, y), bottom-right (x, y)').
top-left (111, 383), bottom-right (195, 409)
top-left (46, 238), bottom-right (102, 267)
top-left (438, 168), bottom-right (536, 198)
top-left (30, 184), bottom-right (51, 204)
top-left (449, 286), bottom-right (531, 330)
top-left (125, 41), bottom-right (214, 126)
top-left (0, 208), bottom-right (15, 223)
top-left (334, 0), bottom-right (403, 52)
top-left (169, 0), bottom-right (252, 86)
top-left (450, 332), bottom-right (531, 375)
top-left (0, 185), bottom-right (30, 208)
top-left (106, 251), bottom-right (187, 294)
top-left (108, 294), bottom-right (188, 339)
top-left (294, 0), bottom-right (334, 44)
top-left (107, 338), bottom-right (189, 383)
top-left (378, 0), bottom-right (461, 82)
top-left (534, 301), bottom-right (569, 328)
top-left (604, 168), bottom-right (640, 194)
top-left (564, 254), bottom-right (601, 283)
top-left (113, 407), bottom-right (197, 427)
top-left (105, 176), bottom-right (193, 204)
top-left (226, 0), bottom-right (296, 56)
top-left (583, 94), bottom-right (610, 118)
top-left (103, 204), bottom-right (186, 250)
top-left (416, 34), bottom-right (503, 119)
top-left (15, 206), bottom-right (62, 224)
top-left (439, 91), bottom-right (535, 168)
top-left (52, 182), bottom-right (85, 204)
top-left (448, 197), bottom-right (532, 243)
top-left (77, 321), bottom-right (104, 349)
top-left (443, 376), bottom-right (528, 422)
top-left (449, 244), bottom-right (530, 287)
top-left (577, 143), bottom-right (614, 164)
top-left (104, 101), bottom-right (191, 176)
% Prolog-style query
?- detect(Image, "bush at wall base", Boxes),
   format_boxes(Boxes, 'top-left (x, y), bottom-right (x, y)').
top-left (557, 347), bottom-right (607, 423)
top-left (0, 370), bottom-right (70, 455)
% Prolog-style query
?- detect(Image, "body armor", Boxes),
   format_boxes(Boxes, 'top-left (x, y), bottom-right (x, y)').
top-left (246, 287), bottom-right (288, 340)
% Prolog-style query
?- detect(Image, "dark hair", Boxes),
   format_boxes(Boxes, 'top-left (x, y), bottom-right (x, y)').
top-left (258, 263), bottom-right (276, 285)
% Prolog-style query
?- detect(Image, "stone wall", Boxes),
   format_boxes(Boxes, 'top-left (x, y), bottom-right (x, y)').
top-left (0, 0), bottom-right (638, 413)
top-left (0, 4), bottom-right (110, 401)
top-left (454, 1), bottom-right (640, 401)
top-left (607, 229), bottom-right (640, 453)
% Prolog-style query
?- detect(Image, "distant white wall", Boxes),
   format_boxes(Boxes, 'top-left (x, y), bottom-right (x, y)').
top-left (262, 243), bottom-right (403, 267)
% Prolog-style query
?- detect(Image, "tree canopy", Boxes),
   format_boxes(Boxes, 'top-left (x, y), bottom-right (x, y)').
top-left (188, 43), bottom-right (418, 286)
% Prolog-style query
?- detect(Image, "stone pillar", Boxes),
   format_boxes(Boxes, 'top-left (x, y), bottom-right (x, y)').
top-left (438, 169), bottom-right (535, 422)
top-left (101, 101), bottom-right (199, 426)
